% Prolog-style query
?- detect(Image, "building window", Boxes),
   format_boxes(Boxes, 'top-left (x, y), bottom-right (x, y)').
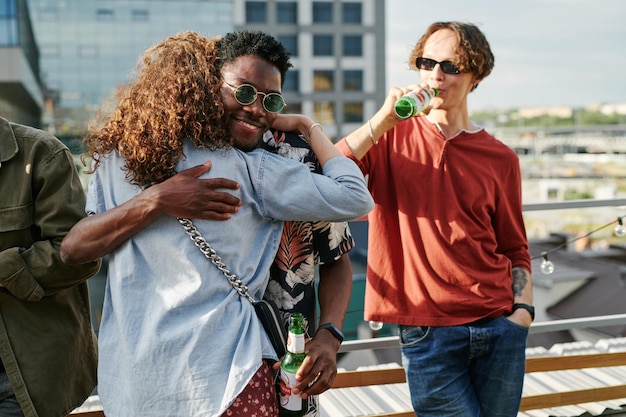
top-left (313, 34), bottom-right (333, 56)
top-left (277, 2), bottom-right (297, 24)
top-left (283, 101), bottom-right (302, 115)
top-left (0, 0), bottom-right (17, 16)
top-left (278, 34), bottom-right (298, 57)
top-left (246, 1), bottom-right (267, 23)
top-left (96, 9), bottom-right (114, 21)
top-left (343, 35), bottom-right (362, 57)
top-left (282, 70), bottom-right (299, 93)
top-left (38, 6), bottom-right (59, 22)
top-left (40, 44), bottom-right (60, 57)
top-left (132, 9), bottom-right (149, 22)
top-left (344, 102), bottom-right (364, 123)
top-left (312, 2), bottom-right (332, 23)
top-left (79, 45), bottom-right (98, 59)
top-left (314, 70), bottom-right (334, 91)
top-left (0, 0), bottom-right (18, 45)
top-left (313, 101), bottom-right (335, 125)
top-left (342, 2), bottom-right (362, 24)
top-left (343, 70), bottom-right (363, 91)
top-left (0, 18), bottom-right (17, 46)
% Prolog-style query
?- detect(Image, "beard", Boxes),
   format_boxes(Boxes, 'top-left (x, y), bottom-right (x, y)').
top-left (234, 135), bottom-right (263, 152)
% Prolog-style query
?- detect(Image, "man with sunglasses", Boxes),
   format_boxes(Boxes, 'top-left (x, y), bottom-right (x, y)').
top-left (260, 128), bottom-right (354, 417)
top-left (222, 39), bottom-right (354, 417)
top-left (337, 21), bottom-right (533, 416)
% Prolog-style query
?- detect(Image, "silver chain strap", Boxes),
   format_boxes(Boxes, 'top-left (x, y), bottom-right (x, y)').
top-left (177, 217), bottom-right (256, 304)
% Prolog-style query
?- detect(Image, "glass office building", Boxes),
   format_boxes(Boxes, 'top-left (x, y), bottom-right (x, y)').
top-left (27, 0), bottom-right (233, 135)
top-left (236, 0), bottom-right (386, 139)
top-left (23, 0), bottom-right (385, 140)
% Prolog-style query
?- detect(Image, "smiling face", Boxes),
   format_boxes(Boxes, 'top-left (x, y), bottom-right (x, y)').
top-left (220, 55), bottom-right (282, 152)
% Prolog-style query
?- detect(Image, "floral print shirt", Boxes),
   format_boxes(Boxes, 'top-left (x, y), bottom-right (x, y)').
top-left (261, 129), bottom-right (355, 337)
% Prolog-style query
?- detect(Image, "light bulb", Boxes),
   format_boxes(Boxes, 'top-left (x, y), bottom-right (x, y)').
top-left (541, 259), bottom-right (555, 274)
top-left (369, 321), bottom-right (383, 331)
top-left (614, 218), bottom-right (626, 237)
top-left (540, 252), bottom-right (555, 275)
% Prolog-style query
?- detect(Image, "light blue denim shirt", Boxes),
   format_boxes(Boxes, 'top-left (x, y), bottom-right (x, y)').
top-left (86, 141), bottom-right (373, 417)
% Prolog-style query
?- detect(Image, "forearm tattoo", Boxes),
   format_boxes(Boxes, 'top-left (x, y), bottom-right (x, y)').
top-left (511, 267), bottom-right (528, 297)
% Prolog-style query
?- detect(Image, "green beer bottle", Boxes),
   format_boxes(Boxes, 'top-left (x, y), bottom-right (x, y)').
top-left (279, 313), bottom-right (307, 417)
top-left (394, 87), bottom-right (439, 119)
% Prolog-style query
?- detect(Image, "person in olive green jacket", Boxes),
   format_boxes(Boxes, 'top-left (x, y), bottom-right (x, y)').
top-left (0, 116), bottom-right (101, 417)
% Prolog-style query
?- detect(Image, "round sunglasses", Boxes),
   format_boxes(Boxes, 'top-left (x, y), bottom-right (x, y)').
top-left (224, 82), bottom-right (286, 113)
top-left (415, 57), bottom-right (461, 75)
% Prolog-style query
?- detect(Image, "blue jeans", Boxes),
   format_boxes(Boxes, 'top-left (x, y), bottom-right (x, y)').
top-left (0, 371), bottom-right (24, 417)
top-left (399, 316), bottom-right (528, 417)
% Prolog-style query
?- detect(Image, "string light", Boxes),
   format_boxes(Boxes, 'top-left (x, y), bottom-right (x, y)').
top-left (348, 215), bottom-right (625, 319)
top-left (369, 321), bottom-right (383, 331)
top-left (540, 252), bottom-right (555, 275)
top-left (532, 214), bottom-right (625, 274)
top-left (615, 217), bottom-right (626, 237)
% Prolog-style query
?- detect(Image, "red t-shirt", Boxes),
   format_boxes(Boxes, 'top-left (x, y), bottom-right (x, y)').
top-left (337, 117), bottom-right (531, 326)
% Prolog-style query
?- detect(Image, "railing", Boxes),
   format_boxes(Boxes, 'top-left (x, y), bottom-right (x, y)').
top-left (337, 313), bottom-right (626, 355)
top-left (521, 197), bottom-right (626, 212)
top-left (71, 334), bottom-right (626, 417)
top-left (338, 197), bottom-right (626, 356)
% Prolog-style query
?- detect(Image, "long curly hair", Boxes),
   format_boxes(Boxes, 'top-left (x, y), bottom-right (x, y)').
top-left (409, 22), bottom-right (494, 89)
top-left (84, 31), bottom-right (230, 187)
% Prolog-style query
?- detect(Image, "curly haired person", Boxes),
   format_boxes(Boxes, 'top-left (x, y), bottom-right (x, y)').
top-left (337, 22), bottom-right (533, 416)
top-left (61, 30), bottom-right (373, 417)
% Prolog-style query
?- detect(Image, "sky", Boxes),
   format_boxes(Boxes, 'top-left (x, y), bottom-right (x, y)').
top-left (385, 0), bottom-right (626, 111)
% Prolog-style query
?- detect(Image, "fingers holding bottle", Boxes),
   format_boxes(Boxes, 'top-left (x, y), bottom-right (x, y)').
top-left (394, 85), bottom-right (439, 119)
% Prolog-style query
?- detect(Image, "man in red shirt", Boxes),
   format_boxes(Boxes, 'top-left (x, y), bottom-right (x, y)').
top-left (337, 21), bottom-right (533, 416)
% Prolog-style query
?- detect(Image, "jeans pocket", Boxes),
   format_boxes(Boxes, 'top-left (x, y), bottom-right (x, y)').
top-left (398, 325), bottom-right (431, 347)
top-left (501, 315), bottom-right (531, 331)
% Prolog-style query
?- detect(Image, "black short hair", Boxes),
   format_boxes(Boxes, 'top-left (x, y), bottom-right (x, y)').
top-left (215, 30), bottom-right (292, 86)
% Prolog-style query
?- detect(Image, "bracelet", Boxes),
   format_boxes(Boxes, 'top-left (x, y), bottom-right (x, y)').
top-left (368, 119), bottom-right (378, 145)
top-left (307, 122), bottom-right (322, 142)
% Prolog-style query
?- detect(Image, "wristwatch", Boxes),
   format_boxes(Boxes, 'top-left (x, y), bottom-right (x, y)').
top-left (512, 303), bottom-right (535, 321)
top-left (316, 322), bottom-right (344, 343)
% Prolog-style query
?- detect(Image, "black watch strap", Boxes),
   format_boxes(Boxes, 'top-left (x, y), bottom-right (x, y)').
top-left (316, 322), bottom-right (344, 343)
top-left (512, 303), bottom-right (535, 321)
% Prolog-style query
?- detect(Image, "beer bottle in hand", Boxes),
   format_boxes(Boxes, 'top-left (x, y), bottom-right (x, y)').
top-left (394, 87), bottom-right (439, 119)
top-left (279, 313), bottom-right (307, 417)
